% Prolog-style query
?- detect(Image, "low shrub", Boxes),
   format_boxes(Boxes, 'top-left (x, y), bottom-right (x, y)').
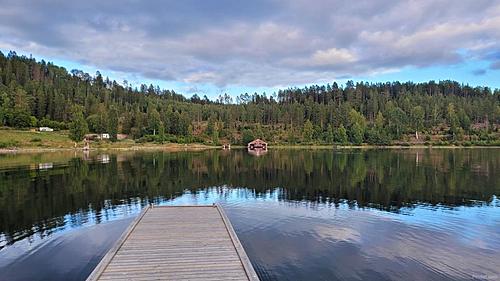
top-left (0, 140), bottom-right (19, 148)
top-left (136, 134), bottom-right (193, 144)
top-left (434, 140), bottom-right (450, 146)
top-left (38, 118), bottom-right (67, 130)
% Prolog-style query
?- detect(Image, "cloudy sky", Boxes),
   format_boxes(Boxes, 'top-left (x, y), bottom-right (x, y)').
top-left (1, 0), bottom-right (499, 97)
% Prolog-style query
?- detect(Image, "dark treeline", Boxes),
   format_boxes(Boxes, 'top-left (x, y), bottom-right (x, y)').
top-left (1, 51), bottom-right (499, 145)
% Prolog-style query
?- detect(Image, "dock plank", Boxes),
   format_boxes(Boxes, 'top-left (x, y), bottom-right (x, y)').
top-left (87, 205), bottom-right (259, 281)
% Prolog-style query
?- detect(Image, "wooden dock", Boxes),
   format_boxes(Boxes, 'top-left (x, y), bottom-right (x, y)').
top-left (87, 205), bottom-right (259, 281)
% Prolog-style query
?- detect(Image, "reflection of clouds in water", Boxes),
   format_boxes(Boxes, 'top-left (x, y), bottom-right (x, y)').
top-left (0, 186), bottom-right (498, 281)
top-left (0, 148), bottom-right (499, 281)
top-left (314, 225), bottom-right (361, 243)
top-left (0, 199), bottom-right (144, 250)
top-left (0, 218), bottom-right (132, 281)
top-left (222, 198), bottom-right (500, 281)
top-left (38, 163), bottom-right (53, 170)
top-left (97, 154), bottom-right (110, 164)
top-left (357, 220), bottom-right (489, 280)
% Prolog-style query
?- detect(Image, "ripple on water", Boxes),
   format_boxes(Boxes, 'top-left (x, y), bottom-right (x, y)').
top-left (0, 149), bottom-right (499, 281)
top-left (221, 198), bottom-right (500, 281)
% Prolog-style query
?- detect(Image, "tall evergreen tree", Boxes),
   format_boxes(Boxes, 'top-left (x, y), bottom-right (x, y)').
top-left (0, 51), bottom-right (498, 145)
top-left (147, 108), bottom-right (162, 136)
top-left (411, 106), bottom-right (425, 140)
top-left (108, 105), bottom-right (119, 141)
top-left (326, 124), bottom-right (335, 143)
top-left (69, 106), bottom-right (88, 141)
top-left (334, 124), bottom-right (348, 144)
top-left (303, 120), bottom-right (314, 142)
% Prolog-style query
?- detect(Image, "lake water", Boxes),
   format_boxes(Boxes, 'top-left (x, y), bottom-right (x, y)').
top-left (0, 149), bottom-right (499, 281)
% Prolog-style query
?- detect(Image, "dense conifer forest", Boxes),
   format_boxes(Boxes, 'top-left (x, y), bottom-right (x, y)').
top-left (1, 51), bottom-right (499, 145)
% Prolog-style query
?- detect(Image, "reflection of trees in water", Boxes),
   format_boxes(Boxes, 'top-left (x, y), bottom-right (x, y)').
top-left (0, 149), bottom-right (498, 246)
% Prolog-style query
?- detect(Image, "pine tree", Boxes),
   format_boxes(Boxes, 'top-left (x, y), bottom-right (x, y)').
top-left (326, 124), bottom-right (334, 143)
top-left (411, 106), bottom-right (424, 139)
top-left (108, 106), bottom-right (119, 141)
top-left (206, 116), bottom-right (216, 137)
top-left (375, 112), bottom-right (385, 131)
top-left (242, 129), bottom-right (255, 145)
top-left (349, 122), bottom-right (364, 145)
top-left (211, 125), bottom-right (219, 145)
top-left (303, 119), bottom-right (314, 142)
top-left (69, 106), bottom-right (89, 141)
top-left (334, 124), bottom-right (348, 144)
top-left (0, 52), bottom-right (499, 145)
top-left (147, 108), bottom-right (162, 136)
top-left (447, 103), bottom-right (460, 140)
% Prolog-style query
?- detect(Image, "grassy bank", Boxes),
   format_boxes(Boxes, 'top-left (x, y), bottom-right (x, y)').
top-left (1, 129), bottom-right (499, 154)
top-left (0, 129), bottom-right (214, 153)
top-left (0, 129), bottom-right (74, 149)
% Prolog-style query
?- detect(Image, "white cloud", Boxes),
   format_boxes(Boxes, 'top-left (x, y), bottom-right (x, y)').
top-left (0, 0), bottom-right (498, 87)
top-left (311, 48), bottom-right (357, 66)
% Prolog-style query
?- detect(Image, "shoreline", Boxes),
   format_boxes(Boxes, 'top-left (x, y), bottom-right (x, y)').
top-left (2, 143), bottom-right (499, 154)
top-left (270, 145), bottom-right (500, 149)
top-left (0, 143), bottom-right (215, 154)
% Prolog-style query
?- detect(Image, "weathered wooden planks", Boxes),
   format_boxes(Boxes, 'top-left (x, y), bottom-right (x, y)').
top-left (87, 205), bottom-right (259, 281)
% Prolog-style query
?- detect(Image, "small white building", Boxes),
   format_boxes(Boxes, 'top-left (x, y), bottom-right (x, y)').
top-left (39, 127), bottom-right (54, 132)
top-left (100, 133), bottom-right (110, 140)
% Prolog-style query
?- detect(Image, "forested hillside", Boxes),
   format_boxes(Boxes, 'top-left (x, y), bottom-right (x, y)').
top-left (1, 51), bottom-right (499, 145)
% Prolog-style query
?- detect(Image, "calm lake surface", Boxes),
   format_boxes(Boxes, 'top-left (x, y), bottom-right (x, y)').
top-left (0, 148), bottom-right (499, 281)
